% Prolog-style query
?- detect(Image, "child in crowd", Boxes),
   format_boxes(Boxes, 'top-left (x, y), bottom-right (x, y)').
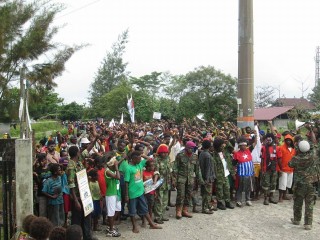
top-left (94, 156), bottom-right (107, 225)
top-left (85, 158), bottom-right (95, 173)
top-left (65, 225), bottom-right (83, 240)
top-left (143, 160), bottom-right (156, 220)
top-left (124, 151), bottom-right (162, 233)
top-left (42, 163), bottom-right (65, 226)
top-left (59, 153), bottom-right (70, 228)
top-left (29, 216), bottom-right (53, 240)
top-left (49, 226), bottom-right (66, 240)
top-left (105, 157), bottom-right (121, 237)
top-left (35, 153), bottom-right (51, 217)
top-left (13, 214), bottom-right (37, 240)
top-left (88, 169), bottom-right (102, 231)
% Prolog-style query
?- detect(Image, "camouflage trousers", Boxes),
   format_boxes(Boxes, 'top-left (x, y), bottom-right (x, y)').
top-left (154, 189), bottom-right (168, 221)
top-left (261, 171), bottom-right (277, 194)
top-left (293, 183), bottom-right (316, 225)
top-left (176, 182), bottom-right (193, 206)
top-left (201, 183), bottom-right (212, 210)
top-left (216, 177), bottom-right (231, 202)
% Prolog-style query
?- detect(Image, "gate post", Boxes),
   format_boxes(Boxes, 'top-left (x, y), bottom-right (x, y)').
top-left (15, 139), bottom-right (33, 230)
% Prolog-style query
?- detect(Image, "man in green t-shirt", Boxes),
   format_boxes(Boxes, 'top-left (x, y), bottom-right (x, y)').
top-left (124, 151), bottom-right (162, 233)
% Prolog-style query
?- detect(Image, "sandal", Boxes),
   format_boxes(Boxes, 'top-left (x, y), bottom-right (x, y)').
top-left (106, 229), bottom-right (121, 237)
top-left (154, 219), bottom-right (164, 224)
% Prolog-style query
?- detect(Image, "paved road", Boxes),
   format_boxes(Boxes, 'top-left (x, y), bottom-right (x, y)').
top-left (93, 191), bottom-right (320, 240)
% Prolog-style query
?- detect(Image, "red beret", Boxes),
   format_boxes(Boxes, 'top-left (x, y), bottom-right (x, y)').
top-left (157, 144), bottom-right (169, 154)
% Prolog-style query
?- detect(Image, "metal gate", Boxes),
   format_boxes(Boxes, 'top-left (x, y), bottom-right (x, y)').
top-left (0, 139), bottom-right (16, 240)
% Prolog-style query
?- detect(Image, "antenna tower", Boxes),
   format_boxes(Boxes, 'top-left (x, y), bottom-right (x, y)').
top-left (315, 46), bottom-right (320, 87)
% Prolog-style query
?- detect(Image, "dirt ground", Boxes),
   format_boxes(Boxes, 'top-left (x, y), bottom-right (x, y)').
top-left (94, 191), bottom-right (320, 240)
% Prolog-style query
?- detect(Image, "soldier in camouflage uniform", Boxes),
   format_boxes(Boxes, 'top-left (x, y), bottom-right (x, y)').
top-left (199, 140), bottom-right (215, 214)
top-left (212, 138), bottom-right (235, 210)
top-left (153, 144), bottom-right (171, 224)
top-left (172, 141), bottom-right (203, 219)
top-left (67, 146), bottom-right (97, 240)
top-left (260, 133), bottom-right (282, 205)
top-left (288, 140), bottom-right (319, 230)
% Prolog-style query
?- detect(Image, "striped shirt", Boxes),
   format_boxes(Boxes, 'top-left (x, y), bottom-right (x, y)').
top-left (237, 161), bottom-right (254, 176)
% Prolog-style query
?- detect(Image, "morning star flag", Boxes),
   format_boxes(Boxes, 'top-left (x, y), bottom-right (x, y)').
top-left (127, 94), bottom-right (135, 123)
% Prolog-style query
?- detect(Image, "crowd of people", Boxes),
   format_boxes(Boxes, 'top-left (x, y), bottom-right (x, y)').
top-left (18, 118), bottom-right (320, 239)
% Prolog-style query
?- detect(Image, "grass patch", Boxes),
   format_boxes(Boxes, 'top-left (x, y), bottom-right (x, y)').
top-left (10, 120), bottom-right (68, 142)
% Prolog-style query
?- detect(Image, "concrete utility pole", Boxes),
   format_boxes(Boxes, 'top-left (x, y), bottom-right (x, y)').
top-left (17, 65), bottom-right (33, 230)
top-left (237, 0), bottom-right (254, 128)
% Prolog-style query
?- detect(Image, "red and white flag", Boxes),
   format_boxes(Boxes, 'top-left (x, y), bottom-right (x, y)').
top-left (127, 94), bottom-right (135, 123)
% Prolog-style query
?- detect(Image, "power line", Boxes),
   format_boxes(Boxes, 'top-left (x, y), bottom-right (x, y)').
top-left (56, 0), bottom-right (102, 19)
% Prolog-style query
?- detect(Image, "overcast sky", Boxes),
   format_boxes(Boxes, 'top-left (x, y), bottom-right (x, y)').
top-left (52, 0), bottom-right (320, 105)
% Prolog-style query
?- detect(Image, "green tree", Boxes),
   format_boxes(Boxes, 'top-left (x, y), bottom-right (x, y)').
top-left (130, 71), bottom-right (162, 92)
top-left (28, 87), bottom-right (63, 120)
top-left (89, 30), bottom-right (129, 105)
top-left (59, 102), bottom-right (85, 121)
top-left (154, 97), bottom-right (178, 120)
top-left (0, 87), bottom-right (20, 122)
top-left (0, 0), bottom-right (82, 122)
top-left (93, 82), bottom-right (132, 120)
top-left (133, 90), bottom-right (156, 122)
top-left (176, 92), bottom-right (202, 121)
top-left (179, 66), bottom-right (237, 122)
top-left (309, 84), bottom-right (320, 109)
top-left (162, 73), bottom-right (186, 101)
top-left (255, 85), bottom-right (275, 108)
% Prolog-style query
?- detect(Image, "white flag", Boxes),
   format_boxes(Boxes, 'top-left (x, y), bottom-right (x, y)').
top-left (109, 118), bottom-right (115, 128)
top-left (127, 94), bottom-right (135, 123)
top-left (120, 113), bottom-right (124, 124)
top-left (19, 97), bottom-right (24, 120)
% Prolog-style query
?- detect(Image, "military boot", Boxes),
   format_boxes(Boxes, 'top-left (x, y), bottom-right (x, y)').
top-left (176, 205), bottom-right (182, 219)
top-left (225, 201), bottom-right (235, 209)
top-left (182, 206), bottom-right (193, 218)
top-left (291, 218), bottom-right (300, 225)
top-left (217, 201), bottom-right (226, 210)
top-left (269, 192), bottom-right (278, 204)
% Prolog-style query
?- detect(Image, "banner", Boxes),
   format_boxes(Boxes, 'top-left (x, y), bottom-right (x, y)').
top-left (76, 169), bottom-right (94, 217)
top-left (153, 112), bottom-right (161, 120)
top-left (144, 178), bottom-right (163, 194)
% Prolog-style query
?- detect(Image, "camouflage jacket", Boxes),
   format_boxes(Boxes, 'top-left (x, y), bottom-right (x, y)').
top-left (212, 151), bottom-right (235, 182)
top-left (154, 155), bottom-right (171, 190)
top-left (288, 151), bottom-right (319, 185)
top-left (172, 151), bottom-right (203, 185)
top-left (67, 159), bottom-right (85, 199)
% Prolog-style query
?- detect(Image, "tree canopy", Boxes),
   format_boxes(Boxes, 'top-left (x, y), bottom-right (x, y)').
top-left (89, 30), bottom-right (129, 106)
top-left (0, 0), bottom-right (82, 122)
top-left (254, 85), bottom-right (275, 108)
